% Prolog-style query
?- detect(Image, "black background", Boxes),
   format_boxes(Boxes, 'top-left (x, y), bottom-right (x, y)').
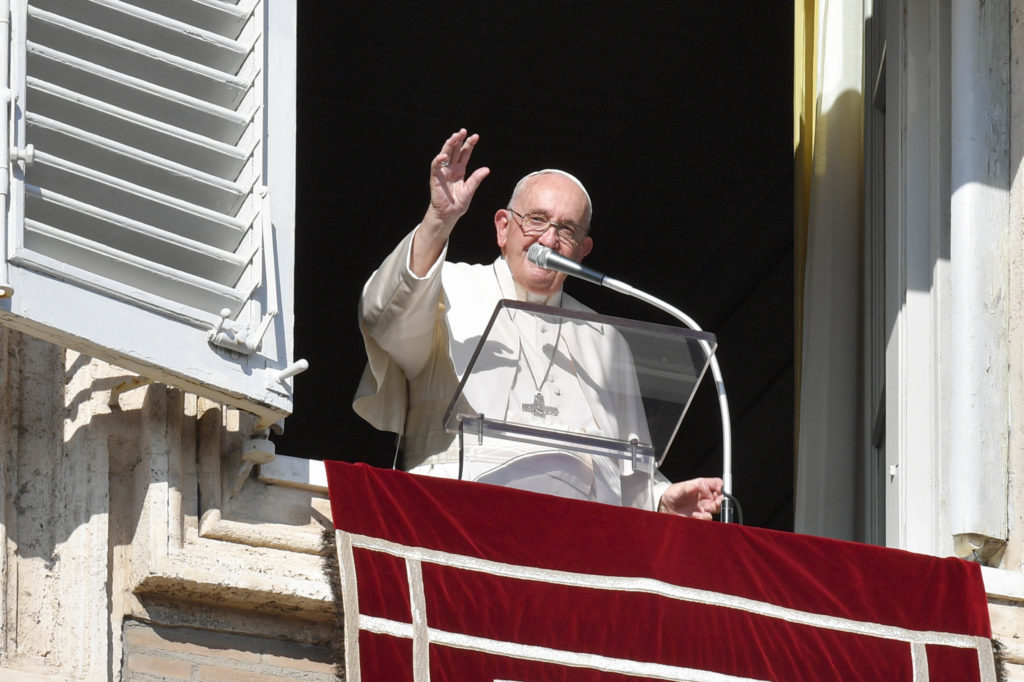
top-left (280, 2), bottom-right (795, 530)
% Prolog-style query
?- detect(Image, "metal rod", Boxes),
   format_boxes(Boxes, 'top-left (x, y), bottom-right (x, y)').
top-left (602, 276), bottom-right (734, 514)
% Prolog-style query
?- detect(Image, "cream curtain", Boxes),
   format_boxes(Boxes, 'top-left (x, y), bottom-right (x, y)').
top-left (793, 0), bottom-right (864, 539)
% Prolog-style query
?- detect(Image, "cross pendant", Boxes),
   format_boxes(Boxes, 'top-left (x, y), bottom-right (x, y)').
top-left (523, 391), bottom-right (558, 418)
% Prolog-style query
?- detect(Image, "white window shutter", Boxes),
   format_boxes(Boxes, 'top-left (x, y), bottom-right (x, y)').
top-left (0, 0), bottom-right (300, 426)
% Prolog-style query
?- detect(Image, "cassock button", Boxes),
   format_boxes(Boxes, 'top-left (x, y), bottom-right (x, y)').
top-left (553, 385), bottom-right (561, 396)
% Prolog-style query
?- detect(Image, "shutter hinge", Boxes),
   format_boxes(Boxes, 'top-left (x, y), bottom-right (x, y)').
top-left (10, 141), bottom-right (32, 165)
top-left (4, 89), bottom-right (33, 167)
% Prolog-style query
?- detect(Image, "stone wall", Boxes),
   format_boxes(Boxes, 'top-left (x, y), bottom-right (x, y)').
top-left (120, 620), bottom-right (335, 681)
top-left (0, 328), bottom-right (338, 681)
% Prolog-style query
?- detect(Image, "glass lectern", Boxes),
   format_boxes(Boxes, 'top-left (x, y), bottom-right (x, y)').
top-left (442, 299), bottom-right (716, 510)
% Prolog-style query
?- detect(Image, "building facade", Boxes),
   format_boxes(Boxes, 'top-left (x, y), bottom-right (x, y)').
top-left (796, 0), bottom-right (1024, 676)
top-left (1, 0), bottom-right (1023, 679)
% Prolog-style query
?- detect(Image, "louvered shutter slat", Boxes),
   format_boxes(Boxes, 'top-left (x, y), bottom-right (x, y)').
top-left (31, 0), bottom-right (253, 73)
top-left (27, 44), bottom-right (252, 143)
top-left (119, 0), bottom-right (254, 41)
top-left (27, 79), bottom-right (252, 178)
top-left (25, 189), bottom-right (251, 285)
top-left (27, 114), bottom-right (249, 214)
top-left (30, 7), bottom-right (251, 108)
top-left (27, 152), bottom-right (249, 248)
top-left (1, 0), bottom-right (299, 423)
top-left (23, 219), bottom-right (249, 312)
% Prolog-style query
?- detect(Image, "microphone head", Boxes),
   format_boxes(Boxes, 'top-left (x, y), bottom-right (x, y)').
top-left (527, 243), bottom-right (552, 268)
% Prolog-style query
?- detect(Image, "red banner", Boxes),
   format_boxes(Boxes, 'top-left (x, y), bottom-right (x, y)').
top-left (326, 461), bottom-right (994, 681)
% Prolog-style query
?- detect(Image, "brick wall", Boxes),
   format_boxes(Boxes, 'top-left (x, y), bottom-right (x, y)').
top-left (121, 619), bottom-right (339, 682)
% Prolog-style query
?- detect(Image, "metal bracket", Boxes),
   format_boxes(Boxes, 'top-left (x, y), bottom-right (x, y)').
top-left (267, 359), bottom-right (309, 396)
top-left (0, 283), bottom-right (11, 298)
top-left (207, 186), bottom-right (278, 355)
top-left (207, 307), bottom-right (253, 353)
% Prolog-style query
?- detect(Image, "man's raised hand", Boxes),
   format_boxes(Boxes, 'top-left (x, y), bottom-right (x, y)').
top-left (427, 129), bottom-right (490, 231)
top-left (412, 129), bottom-right (490, 275)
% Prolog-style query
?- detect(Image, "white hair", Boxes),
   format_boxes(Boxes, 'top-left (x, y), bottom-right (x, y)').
top-left (508, 169), bottom-right (593, 229)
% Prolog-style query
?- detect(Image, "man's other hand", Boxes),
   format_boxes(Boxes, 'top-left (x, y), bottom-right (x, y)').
top-left (658, 477), bottom-right (724, 519)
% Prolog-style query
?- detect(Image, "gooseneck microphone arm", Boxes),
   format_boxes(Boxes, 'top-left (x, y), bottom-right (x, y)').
top-left (527, 244), bottom-right (735, 522)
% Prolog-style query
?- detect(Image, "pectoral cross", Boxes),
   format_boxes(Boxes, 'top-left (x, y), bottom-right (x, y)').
top-left (523, 391), bottom-right (559, 418)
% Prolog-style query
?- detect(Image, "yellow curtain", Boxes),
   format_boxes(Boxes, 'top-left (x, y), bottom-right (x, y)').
top-left (793, 0), bottom-right (817, 421)
top-left (793, 0), bottom-right (818, 478)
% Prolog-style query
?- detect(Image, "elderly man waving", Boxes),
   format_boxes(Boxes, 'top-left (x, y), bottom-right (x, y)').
top-left (354, 129), bottom-right (723, 519)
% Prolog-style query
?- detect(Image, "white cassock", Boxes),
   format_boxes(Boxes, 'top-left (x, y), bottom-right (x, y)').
top-left (354, 226), bottom-right (670, 509)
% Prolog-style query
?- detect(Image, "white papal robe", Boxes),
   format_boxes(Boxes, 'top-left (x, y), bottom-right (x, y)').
top-left (354, 226), bottom-right (669, 508)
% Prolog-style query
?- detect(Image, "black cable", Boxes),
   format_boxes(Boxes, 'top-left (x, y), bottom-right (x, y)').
top-left (457, 426), bottom-right (464, 480)
top-left (721, 492), bottom-right (744, 525)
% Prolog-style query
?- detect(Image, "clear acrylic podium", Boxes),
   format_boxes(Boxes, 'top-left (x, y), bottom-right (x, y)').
top-left (442, 299), bottom-right (716, 509)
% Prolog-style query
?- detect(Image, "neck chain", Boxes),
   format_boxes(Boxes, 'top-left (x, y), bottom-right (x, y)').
top-left (522, 322), bottom-right (562, 418)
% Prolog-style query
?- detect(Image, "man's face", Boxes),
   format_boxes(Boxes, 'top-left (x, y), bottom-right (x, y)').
top-left (494, 174), bottom-right (593, 297)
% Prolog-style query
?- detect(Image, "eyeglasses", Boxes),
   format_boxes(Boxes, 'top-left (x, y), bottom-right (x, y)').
top-left (507, 208), bottom-right (585, 247)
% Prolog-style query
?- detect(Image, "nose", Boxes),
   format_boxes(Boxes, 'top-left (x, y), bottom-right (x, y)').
top-left (537, 226), bottom-right (561, 249)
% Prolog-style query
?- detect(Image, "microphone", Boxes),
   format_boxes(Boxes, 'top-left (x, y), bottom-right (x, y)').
top-left (527, 244), bottom-right (606, 286)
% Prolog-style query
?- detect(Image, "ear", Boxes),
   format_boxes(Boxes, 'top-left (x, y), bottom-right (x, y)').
top-left (577, 235), bottom-right (594, 261)
top-left (495, 209), bottom-right (510, 248)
